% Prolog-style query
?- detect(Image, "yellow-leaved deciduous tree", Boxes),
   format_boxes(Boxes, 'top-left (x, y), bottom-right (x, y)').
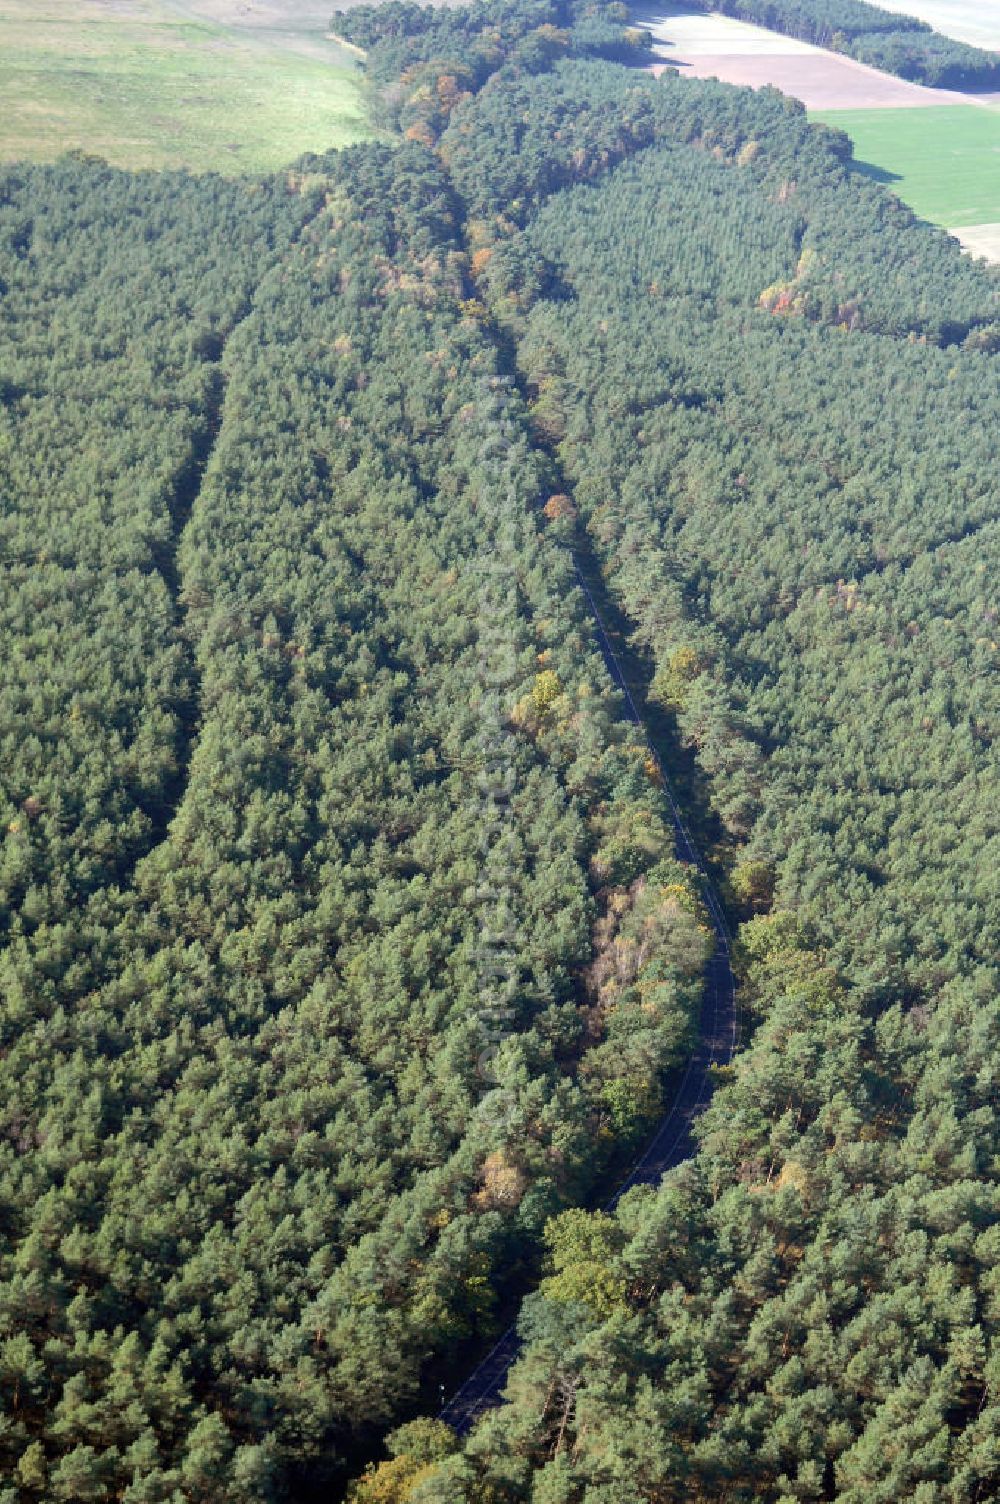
top-left (404, 121), bottom-right (437, 148)
top-left (17, 1442), bottom-right (47, 1494)
top-left (470, 246), bottom-right (494, 279)
top-left (349, 1456), bottom-right (437, 1503)
top-left (348, 1421), bottom-right (457, 1504)
top-left (539, 1209), bottom-right (628, 1318)
top-left (542, 493), bottom-right (576, 522)
top-left (511, 669), bottom-right (569, 735)
top-left (649, 645), bottom-right (702, 711)
top-left (471, 1149), bottom-right (528, 1211)
top-left (730, 858), bottom-right (775, 914)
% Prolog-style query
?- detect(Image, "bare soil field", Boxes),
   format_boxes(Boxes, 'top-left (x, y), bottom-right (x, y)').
top-left (952, 221), bottom-right (1000, 259)
top-left (649, 49), bottom-right (975, 108)
top-left (639, 5), bottom-right (974, 107)
top-left (636, 7), bottom-right (816, 56)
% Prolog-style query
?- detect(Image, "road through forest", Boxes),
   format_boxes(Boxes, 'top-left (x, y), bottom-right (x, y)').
top-left (440, 560), bottom-right (739, 1435)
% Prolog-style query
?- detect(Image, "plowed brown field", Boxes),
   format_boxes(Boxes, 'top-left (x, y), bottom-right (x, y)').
top-left (640, 5), bottom-right (974, 108)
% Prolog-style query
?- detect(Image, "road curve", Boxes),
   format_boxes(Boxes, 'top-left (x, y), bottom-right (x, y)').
top-left (440, 560), bottom-right (738, 1435)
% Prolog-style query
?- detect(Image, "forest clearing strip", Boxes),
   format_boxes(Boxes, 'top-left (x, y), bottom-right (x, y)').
top-left (440, 555), bottom-right (738, 1435)
top-left (144, 356), bottom-right (240, 845)
top-left (146, 195), bottom-right (329, 851)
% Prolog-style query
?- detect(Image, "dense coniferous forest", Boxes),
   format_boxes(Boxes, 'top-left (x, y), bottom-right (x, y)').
top-left (332, 0), bottom-right (651, 138)
top-left (687, 0), bottom-right (1000, 88)
top-left (2, 0), bottom-right (1000, 1499)
top-left (0, 150), bottom-right (709, 1497)
top-left (370, 57), bottom-right (1000, 1499)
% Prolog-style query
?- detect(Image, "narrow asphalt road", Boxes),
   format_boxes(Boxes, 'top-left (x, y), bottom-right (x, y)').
top-left (440, 559), bottom-right (739, 1435)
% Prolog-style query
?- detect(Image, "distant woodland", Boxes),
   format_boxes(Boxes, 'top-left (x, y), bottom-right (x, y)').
top-left (1, 0), bottom-right (999, 1500)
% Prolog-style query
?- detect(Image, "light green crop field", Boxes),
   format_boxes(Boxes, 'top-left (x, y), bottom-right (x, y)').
top-left (0, 0), bottom-right (371, 173)
top-left (812, 104), bottom-right (1000, 228)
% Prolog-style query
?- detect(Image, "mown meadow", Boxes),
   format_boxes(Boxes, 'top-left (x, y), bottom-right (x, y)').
top-left (0, 0), bottom-right (370, 172)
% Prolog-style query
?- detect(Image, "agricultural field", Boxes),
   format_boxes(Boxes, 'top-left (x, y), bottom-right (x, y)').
top-left (813, 104), bottom-right (1000, 227)
top-left (640, 4), bottom-right (974, 107)
top-left (0, 0), bottom-right (371, 172)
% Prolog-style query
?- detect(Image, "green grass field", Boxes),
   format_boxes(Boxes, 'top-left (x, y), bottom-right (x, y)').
top-left (812, 104), bottom-right (1000, 228)
top-left (0, 0), bottom-right (371, 173)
